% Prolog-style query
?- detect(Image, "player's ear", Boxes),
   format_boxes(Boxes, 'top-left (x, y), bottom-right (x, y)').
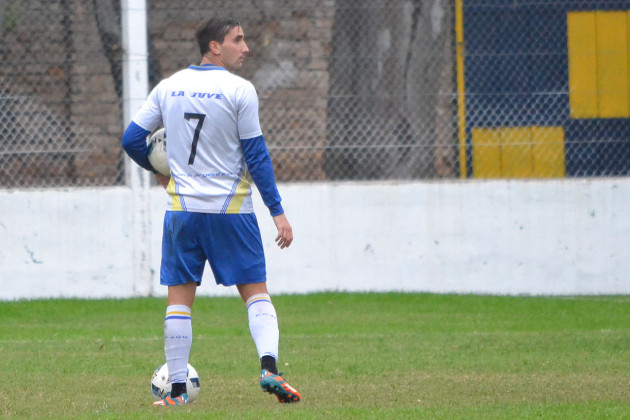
top-left (209, 40), bottom-right (221, 55)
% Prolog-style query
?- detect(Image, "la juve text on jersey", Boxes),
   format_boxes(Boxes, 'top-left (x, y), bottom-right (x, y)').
top-left (170, 91), bottom-right (224, 99)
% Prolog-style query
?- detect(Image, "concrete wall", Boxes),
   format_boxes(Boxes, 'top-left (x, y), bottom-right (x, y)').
top-left (1, 179), bottom-right (628, 300)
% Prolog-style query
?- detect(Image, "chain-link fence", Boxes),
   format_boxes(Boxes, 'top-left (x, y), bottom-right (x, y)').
top-left (1, 0), bottom-right (629, 188)
top-left (1, 0), bottom-right (124, 188)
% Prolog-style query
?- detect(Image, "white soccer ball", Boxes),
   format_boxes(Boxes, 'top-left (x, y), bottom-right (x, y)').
top-left (151, 363), bottom-right (201, 402)
top-left (147, 128), bottom-right (170, 176)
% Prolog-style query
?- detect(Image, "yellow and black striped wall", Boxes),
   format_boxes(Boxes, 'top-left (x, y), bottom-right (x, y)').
top-left (458, 0), bottom-right (630, 178)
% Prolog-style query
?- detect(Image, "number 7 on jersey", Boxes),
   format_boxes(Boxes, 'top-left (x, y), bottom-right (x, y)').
top-left (184, 112), bottom-right (206, 165)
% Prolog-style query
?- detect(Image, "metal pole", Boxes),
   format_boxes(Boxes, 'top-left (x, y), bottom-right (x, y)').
top-left (121, 0), bottom-right (152, 296)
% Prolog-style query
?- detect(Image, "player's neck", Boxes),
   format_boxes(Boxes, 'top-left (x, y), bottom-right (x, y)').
top-left (199, 54), bottom-right (224, 68)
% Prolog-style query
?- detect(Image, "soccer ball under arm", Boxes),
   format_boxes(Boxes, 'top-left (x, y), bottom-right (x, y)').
top-left (147, 128), bottom-right (170, 176)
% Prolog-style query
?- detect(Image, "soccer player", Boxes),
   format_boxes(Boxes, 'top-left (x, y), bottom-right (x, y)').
top-left (121, 16), bottom-right (301, 406)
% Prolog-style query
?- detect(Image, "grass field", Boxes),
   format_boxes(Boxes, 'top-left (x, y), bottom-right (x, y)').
top-left (1, 293), bottom-right (629, 419)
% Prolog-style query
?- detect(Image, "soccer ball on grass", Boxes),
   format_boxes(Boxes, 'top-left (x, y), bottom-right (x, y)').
top-left (147, 128), bottom-right (170, 176)
top-left (151, 363), bottom-right (201, 402)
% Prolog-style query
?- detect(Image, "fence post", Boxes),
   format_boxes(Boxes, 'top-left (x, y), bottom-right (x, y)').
top-left (121, 0), bottom-right (152, 296)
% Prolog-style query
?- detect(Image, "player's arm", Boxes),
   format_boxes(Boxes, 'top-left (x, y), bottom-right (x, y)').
top-left (237, 82), bottom-right (293, 247)
top-left (122, 82), bottom-right (165, 173)
top-left (122, 121), bottom-right (157, 173)
top-left (237, 83), bottom-right (284, 215)
top-left (240, 135), bottom-right (293, 248)
top-left (240, 135), bottom-right (283, 216)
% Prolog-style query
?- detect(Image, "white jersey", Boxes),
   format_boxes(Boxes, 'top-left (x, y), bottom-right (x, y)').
top-left (133, 64), bottom-right (263, 213)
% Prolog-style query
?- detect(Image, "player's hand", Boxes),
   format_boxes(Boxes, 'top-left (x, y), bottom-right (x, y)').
top-left (155, 174), bottom-right (170, 189)
top-left (273, 213), bottom-right (293, 249)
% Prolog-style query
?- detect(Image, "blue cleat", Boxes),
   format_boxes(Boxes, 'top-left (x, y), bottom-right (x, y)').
top-left (152, 393), bottom-right (189, 406)
top-left (259, 369), bottom-right (301, 403)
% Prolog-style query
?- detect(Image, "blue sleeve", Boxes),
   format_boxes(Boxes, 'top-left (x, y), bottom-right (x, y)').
top-left (121, 121), bottom-right (156, 173)
top-left (240, 135), bottom-right (284, 216)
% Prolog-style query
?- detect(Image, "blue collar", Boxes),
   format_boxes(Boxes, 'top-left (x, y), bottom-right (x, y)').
top-left (188, 63), bottom-right (226, 71)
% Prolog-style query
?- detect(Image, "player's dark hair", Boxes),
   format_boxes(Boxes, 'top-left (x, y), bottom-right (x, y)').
top-left (196, 16), bottom-right (242, 56)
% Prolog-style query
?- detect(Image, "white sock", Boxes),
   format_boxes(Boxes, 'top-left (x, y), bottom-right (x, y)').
top-left (164, 305), bottom-right (192, 384)
top-left (246, 293), bottom-right (279, 361)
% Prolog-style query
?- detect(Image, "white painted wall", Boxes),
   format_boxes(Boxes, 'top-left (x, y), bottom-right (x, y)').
top-left (1, 179), bottom-right (628, 300)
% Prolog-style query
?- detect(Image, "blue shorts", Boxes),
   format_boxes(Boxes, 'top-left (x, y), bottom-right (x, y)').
top-left (160, 211), bottom-right (266, 287)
